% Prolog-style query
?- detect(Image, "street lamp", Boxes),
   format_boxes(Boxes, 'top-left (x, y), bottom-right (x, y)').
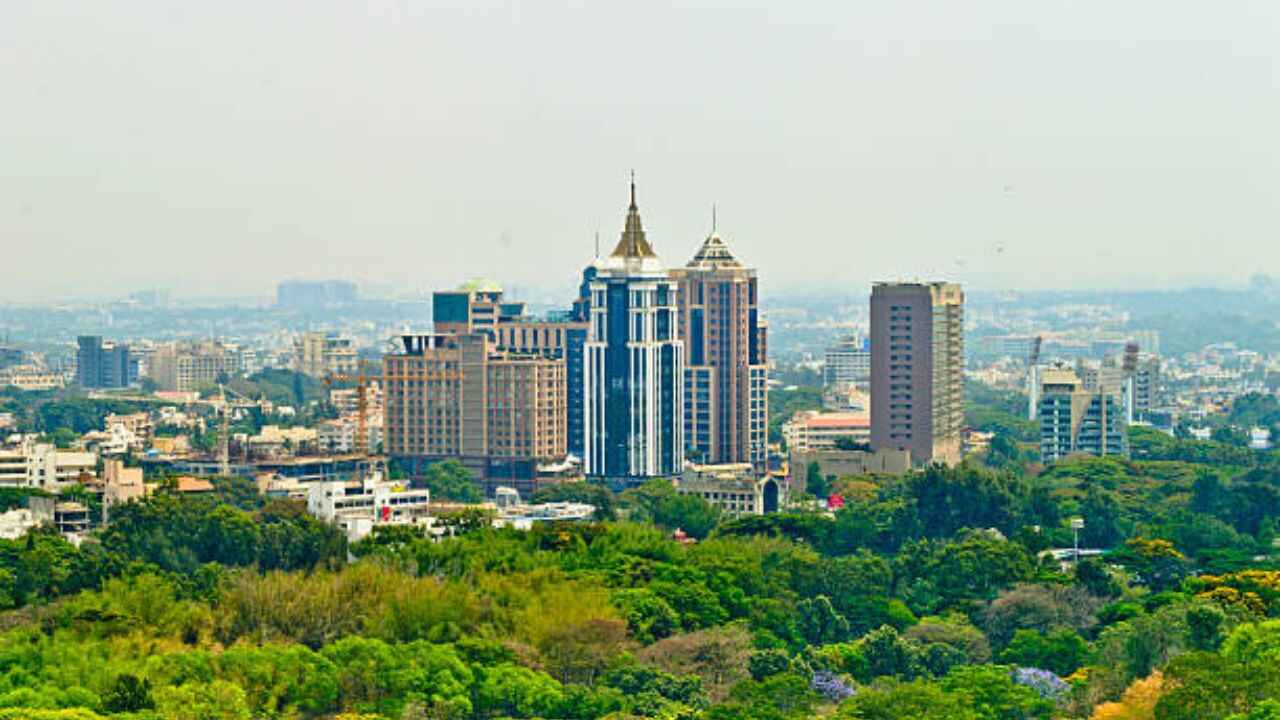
top-left (1070, 517), bottom-right (1085, 564)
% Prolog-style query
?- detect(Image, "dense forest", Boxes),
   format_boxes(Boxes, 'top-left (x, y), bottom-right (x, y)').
top-left (1, 430), bottom-right (1280, 718)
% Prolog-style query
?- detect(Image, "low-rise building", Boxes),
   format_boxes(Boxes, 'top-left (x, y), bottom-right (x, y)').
top-left (306, 474), bottom-right (432, 541)
top-left (787, 447), bottom-right (913, 491)
top-left (1250, 427), bottom-right (1273, 451)
top-left (102, 459), bottom-right (147, 514)
top-left (494, 501), bottom-right (596, 530)
top-left (676, 463), bottom-right (781, 516)
top-left (317, 413), bottom-right (383, 455)
top-left (0, 365), bottom-right (65, 390)
top-left (782, 411), bottom-right (871, 452)
top-left (246, 425), bottom-right (318, 459)
top-left (0, 435), bottom-right (96, 489)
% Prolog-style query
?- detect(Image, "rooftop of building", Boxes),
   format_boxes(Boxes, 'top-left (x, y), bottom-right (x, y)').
top-left (793, 412), bottom-right (871, 428)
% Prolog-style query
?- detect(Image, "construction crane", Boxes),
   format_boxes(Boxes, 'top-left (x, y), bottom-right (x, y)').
top-left (324, 360), bottom-right (382, 457)
top-left (214, 383), bottom-right (257, 477)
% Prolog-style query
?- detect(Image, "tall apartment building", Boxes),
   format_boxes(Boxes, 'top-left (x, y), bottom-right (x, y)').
top-left (294, 332), bottom-right (358, 379)
top-left (76, 336), bottom-right (134, 389)
top-left (869, 282), bottom-right (964, 466)
top-left (1038, 366), bottom-right (1128, 462)
top-left (432, 283), bottom-right (588, 459)
top-left (824, 335), bottom-right (871, 388)
top-left (382, 333), bottom-right (566, 495)
top-left (1130, 355), bottom-right (1161, 420)
top-left (584, 181), bottom-right (684, 488)
top-left (670, 226), bottom-right (768, 469)
top-left (149, 341), bottom-right (245, 392)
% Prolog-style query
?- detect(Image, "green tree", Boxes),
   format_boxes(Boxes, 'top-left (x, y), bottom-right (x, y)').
top-left (422, 460), bottom-right (482, 503)
top-left (999, 628), bottom-right (1091, 676)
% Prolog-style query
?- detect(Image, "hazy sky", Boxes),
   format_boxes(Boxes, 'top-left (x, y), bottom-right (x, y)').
top-left (3, 1), bottom-right (1278, 302)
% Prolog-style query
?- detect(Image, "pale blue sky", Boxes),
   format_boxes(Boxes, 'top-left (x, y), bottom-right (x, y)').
top-left (3, 1), bottom-right (1278, 301)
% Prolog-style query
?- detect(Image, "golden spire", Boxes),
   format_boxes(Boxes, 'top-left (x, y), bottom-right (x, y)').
top-left (611, 172), bottom-right (657, 259)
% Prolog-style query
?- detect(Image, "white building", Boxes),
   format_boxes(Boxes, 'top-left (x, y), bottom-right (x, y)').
top-left (0, 435), bottom-right (97, 489)
top-left (1250, 427), bottom-right (1273, 451)
top-left (306, 474), bottom-right (432, 541)
top-left (494, 501), bottom-right (596, 530)
top-left (317, 413), bottom-right (383, 455)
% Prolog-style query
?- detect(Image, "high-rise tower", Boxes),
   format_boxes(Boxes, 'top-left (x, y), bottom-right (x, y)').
top-left (583, 180), bottom-right (684, 488)
top-left (671, 217), bottom-right (768, 469)
top-left (869, 281), bottom-right (964, 466)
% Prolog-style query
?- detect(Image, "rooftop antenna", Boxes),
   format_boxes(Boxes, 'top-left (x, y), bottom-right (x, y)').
top-left (629, 169), bottom-right (636, 207)
top-left (712, 204), bottom-right (717, 233)
top-left (594, 231), bottom-right (600, 258)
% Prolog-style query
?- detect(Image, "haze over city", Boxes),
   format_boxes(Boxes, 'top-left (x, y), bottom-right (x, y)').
top-left (4, 0), bottom-right (1279, 302)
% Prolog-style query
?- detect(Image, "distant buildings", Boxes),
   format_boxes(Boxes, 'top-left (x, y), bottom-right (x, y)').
top-left (670, 222), bottom-right (768, 470)
top-left (276, 280), bottom-right (358, 309)
top-left (294, 332), bottom-right (358, 379)
top-left (149, 341), bottom-right (248, 392)
top-left (0, 347), bottom-right (23, 369)
top-left (1038, 365), bottom-right (1129, 462)
top-left (1, 365), bottom-right (64, 391)
top-left (583, 182), bottom-right (684, 488)
top-left (824, 335), bottom-right (871, 388)
top-left (76, 336), bottom-right (134, 389)
top-left (869, 282), bottom-right (965, 466)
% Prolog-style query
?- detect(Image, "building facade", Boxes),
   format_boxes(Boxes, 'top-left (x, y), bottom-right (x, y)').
top-left (149, 341), bottom-right (245, 392)
top-left (869, 282), bottom-right (964, 466)
top-left (584, 182), bottom-right (684, 488)
top-left (1038, 366), bottom-right (1129, 462)
top-left (434, 284), bottom-right (589, 461)
top-left (671, 226), bottom-right (768, 470)
top-left (824, 335), bottom-right (871, 388)
top-left (294, 332), bottom-right (358, 379)
top-left (382, 333), bottom-right (567, 495)
top-left (0, 436), bottom-right (96, 489)
top-left (76, 336), bottom-right (134, 389)
top-left (782, 410), bottom-right (871, 452)
top-left (676, 463), bottom-right (782, 517)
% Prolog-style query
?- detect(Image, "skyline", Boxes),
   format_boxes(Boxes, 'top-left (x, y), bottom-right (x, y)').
top-left (5, 1), bottom-right (1280, 302)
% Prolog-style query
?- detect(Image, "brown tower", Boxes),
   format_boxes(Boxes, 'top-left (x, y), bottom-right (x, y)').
top-left (869, 281), bottom-right (964, 466)
top-left (671, 217), bottom-right (768, 470)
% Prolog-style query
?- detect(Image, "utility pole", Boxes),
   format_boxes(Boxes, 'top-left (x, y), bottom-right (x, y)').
top-left (1071, 517), bottom-right (1085, 564)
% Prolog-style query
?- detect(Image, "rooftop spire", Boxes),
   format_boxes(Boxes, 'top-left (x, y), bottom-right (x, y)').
top-left (610, 173), bottom-right (657, 259)
top-left (687, 206), bottom-right (743, 269)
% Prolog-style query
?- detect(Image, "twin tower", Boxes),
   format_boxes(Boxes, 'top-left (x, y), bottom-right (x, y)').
top-left (583, 181), bottom-right (768, 488)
